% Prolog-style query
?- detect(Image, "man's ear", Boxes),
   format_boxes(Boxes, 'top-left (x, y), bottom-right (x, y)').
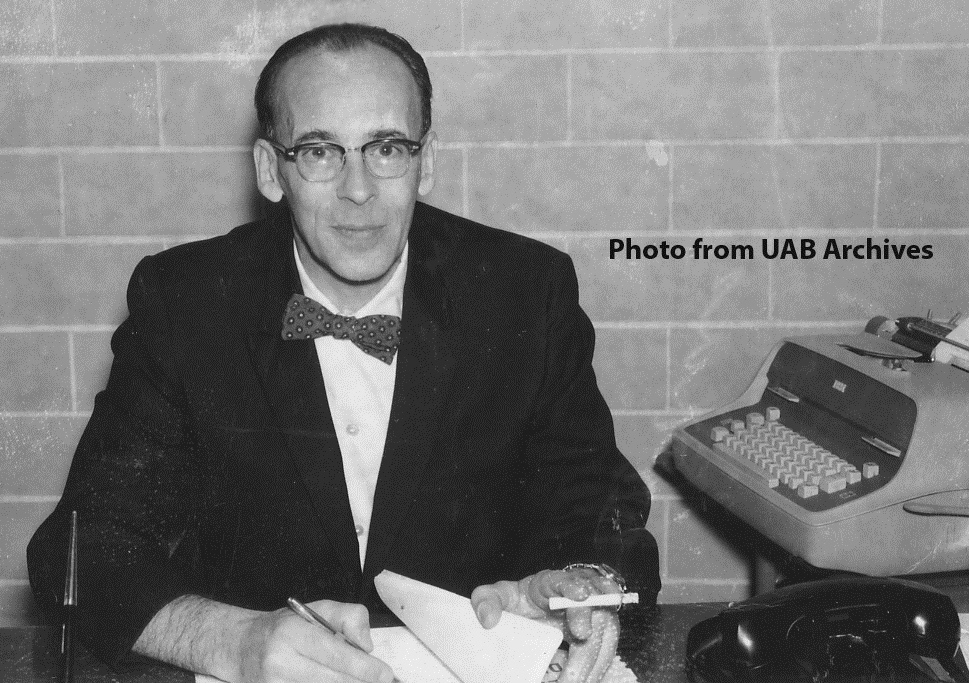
top-left (417, 131), bottom-right (438, 197)
top-left (253, 139), bottom-right (284, 203)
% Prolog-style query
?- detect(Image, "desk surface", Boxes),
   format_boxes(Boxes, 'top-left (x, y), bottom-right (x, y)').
top-left (0, 603), bottom-right (722, 683)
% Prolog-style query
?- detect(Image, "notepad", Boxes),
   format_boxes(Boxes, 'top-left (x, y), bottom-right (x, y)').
top-left (193, 628), bottom-right (456, 683)
top-left (374, 570), bottom-right (564, 683)
top-left (196, 571), bottom-right (582, 683)
top-left (195, 636), bottom-right (637, 683)
top-left (372, 626), bottom-right (462, 682)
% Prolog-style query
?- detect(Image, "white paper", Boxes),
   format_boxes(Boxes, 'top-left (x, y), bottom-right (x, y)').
top-left (193, 628), bottom-right (458, 683)
top-left (932, 319), bottom-right (969, 371)
top-left (373, 626), bottom-right (463, 683)
top-left (374, 570), bottom-right (564, 683)
top-left (959, 613), bottom-right (969, 670)
top-left (196, 570), bottom-right (563, 683)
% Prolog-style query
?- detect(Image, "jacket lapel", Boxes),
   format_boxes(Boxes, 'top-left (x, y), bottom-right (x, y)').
top-left (242, 207), bottom-right (362, 588)
top-left (362, 205), bottom-right (461, 590)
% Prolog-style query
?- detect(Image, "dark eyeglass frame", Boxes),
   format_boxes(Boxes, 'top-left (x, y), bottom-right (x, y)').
top-left (265, 136), bottom-right (425, 181)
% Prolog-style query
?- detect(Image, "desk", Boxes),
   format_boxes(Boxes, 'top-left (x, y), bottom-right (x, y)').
top-left (0, 604), bottom-right (723, 683)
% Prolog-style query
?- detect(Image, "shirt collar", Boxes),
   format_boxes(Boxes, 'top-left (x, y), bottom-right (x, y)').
top-left (293, 241), bottom-right (408, 318)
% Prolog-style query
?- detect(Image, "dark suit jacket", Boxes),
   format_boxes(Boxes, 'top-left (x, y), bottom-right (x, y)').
top-left (27, 201), bottom-right (659, 666)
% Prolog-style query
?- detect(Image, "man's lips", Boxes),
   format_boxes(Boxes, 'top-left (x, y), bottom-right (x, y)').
top-left (333, 224), bottom-right (384, 240)
top-left (333, 224), bottom-right (383, 232)
top-left (331, 224), bottom-right (386, 248)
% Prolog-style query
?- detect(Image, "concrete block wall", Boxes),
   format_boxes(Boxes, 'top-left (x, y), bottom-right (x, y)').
top-left (2, 0), bottom-right (968, 622)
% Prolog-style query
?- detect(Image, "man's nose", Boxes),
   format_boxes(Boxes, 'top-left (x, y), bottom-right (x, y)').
top-left (336, 151), bottom-right (376, 205)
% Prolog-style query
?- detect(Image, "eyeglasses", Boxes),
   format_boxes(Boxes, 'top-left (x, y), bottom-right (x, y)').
top-left (267, 137), bottom-right (424, 182)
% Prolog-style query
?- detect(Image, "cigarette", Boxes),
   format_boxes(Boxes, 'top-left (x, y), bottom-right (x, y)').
top-left (548, 593), bottom-right (639, 610)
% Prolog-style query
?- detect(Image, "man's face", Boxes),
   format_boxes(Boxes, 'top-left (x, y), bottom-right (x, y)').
top-left (254, 45), bottom-right (436, 297)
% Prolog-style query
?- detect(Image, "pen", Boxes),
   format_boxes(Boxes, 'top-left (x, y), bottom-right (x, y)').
top-left (548, 592), bottom-right (639, 610)
top-left (287, 597), bottom-right (401, 683)
top-left (286, 597), bottom-right (351, 641)
top-left (61, 510), bottom-right (78, 683)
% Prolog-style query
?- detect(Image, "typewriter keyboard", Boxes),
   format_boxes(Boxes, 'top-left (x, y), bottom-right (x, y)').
top-left (710, 407), bottom-right (879, 500)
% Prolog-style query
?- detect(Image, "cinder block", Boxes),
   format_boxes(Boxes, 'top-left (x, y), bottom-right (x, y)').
top-left (669, 327), bottom-right (787, 412)
top-left (569, 236), bottom-right (770, 322)
top-left (593, 328), bottom-right (667, 411)
top-left (572, 53), bottom-right (775, 140)
top-left (0, 243), bottom-right (162, 326)
top-left (254, 0), bottom-right (462, 54)
top-left (669, 324), bottom-right (859, 411)
top-left (671, 0), bottom-right (769, 47)
top-left (160, 61), bottom-right (262, 146)
top-left (612, 414), bottom-right (684, 498)
top-left (672, 144), bottom-right (876, 230)
top-left (467, 146), bottom-right (668, 233)
top-left (0, 333), bottom-right (71, 412)
top-left (0, 501), bottom-right (55, 579)
top-left (666, 498), bottom-right (751, 581)
top-left (464, 0), bottom-right (667, 50)
top-left (647, 497), bottom-right (669, 576)
top-left (0, 416), bottom-right (81, 497)
top-left (770, 0), bottom-right (879, 45)
top-left (771, 235), bottom-right (969, 320)
top-left (658, 580), bottom-right (748, 604)
top-left (63, 152), bottom-right (259, 237)
top-left (428, 55), bottom-right (568, 142)
top-left (879, 143), bottom-right (969, 229)
top-left (0, 154), bottom-right (61, 237)
top-left (672, 0), bottom-right (879, 47)
top-left (779, 49), bottom-right (969, 138)
top-left (883, 0), bottom-right (969, 44)
top-left (73, 331), bottom-right (114, 413)
top-left (55, 0), bottom-right (257, 55)
top-left (0, 0), bottom-right (54, 55)
top-left (0, 581), bottom-right (44, 626)
top-left (0, 63), bottom-right (157, 147)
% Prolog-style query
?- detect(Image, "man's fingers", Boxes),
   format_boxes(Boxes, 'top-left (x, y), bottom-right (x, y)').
top-left (559, 626), bottom-right (603, 683)
top-left (471, 581), bottom-right (519, 628)
top-left (290, 619), bottom-right (394, 683)
top-left (261, 637), bottom-right (373, 683)
top-left (310, 637), bottom-right (395, 683)
top-left (565, 567), bottom-right (621, 596)
top-left (559, 610), bottom-right (619, 683)
top-left (564, 606), bottom-right (594, 641)
top-left (308, 600), bottom-right (374, 651)
top-left (584, 612), bottom-right (619, 683)
top-left (525, 571), bottom-right (576, 607)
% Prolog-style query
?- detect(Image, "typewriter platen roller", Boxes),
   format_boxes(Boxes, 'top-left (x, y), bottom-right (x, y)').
top-left (671, 316), bottom-right (969, 576)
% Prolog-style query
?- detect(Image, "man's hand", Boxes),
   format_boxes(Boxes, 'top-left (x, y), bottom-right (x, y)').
top-left (233, 600), bottom-right (395, 683)
top-left (469, 569), bottom-right (621, 683)
top-left (134, 595), bottom-right (395, 683)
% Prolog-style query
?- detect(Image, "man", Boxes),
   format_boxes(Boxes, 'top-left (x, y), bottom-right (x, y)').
top-left (27, 23), bottom-right (659, 683)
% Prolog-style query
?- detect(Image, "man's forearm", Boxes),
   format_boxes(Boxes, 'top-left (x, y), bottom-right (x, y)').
top-left (133, 595), bottom-right (257, 682)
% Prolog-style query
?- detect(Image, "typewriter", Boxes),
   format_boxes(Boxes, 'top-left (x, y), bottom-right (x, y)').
top-left (671, 315), bottom-right (969, 575)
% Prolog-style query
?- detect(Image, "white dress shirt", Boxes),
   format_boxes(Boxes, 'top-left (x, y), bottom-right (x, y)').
top-left (294, 242), bottom-right (407, 568)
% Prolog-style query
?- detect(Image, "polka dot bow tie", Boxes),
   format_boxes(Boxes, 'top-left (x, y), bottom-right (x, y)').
top-left (281, 294), bottom-right (401, 364)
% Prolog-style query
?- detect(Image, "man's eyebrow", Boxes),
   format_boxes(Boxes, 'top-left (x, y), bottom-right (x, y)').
top-left (291, 129), bottom-right (338, 145)
top-left (289, 129), bottom-right (412, 145)
top-left (370, 128), bottom-right (410, 140)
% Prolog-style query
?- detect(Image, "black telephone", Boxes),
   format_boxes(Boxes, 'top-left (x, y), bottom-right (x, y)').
top-left (686, 577), bottom-right (969, 682)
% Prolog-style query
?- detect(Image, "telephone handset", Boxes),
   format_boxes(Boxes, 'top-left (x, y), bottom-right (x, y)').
top-left (686, 577), bottom-right (969, 682)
